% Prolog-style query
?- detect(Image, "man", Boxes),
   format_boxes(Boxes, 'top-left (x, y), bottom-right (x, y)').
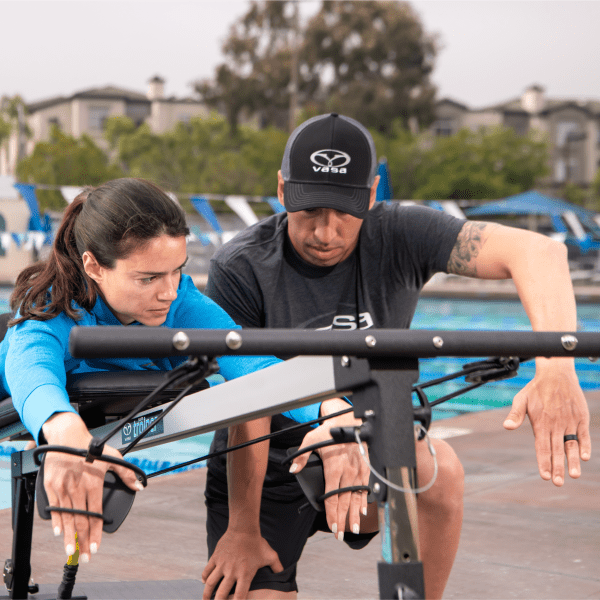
top-left (201, 113), bottom-right (590, 600)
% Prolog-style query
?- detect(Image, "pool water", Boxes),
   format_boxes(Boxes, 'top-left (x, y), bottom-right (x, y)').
top-left (1, 291), bottom-right (599, 510)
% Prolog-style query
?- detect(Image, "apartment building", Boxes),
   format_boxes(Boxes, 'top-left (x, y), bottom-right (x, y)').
top-left (431, 84), bottom-right (600, 187)
top-left (0, 76), bottom-right (209, 176)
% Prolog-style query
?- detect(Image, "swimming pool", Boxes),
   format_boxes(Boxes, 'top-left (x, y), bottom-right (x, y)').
top-left (1, 292), bottom-right (599, 510)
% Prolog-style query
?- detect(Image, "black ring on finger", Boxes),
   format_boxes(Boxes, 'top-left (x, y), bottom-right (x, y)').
top-left (563, 434), bottom-right (579, 443)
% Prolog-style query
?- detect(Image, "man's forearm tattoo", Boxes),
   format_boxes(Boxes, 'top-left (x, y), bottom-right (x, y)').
top-left (446, 221), bottom-right (498, 276)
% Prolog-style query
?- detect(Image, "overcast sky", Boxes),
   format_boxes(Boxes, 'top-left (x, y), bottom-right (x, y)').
top-left (1, 0), bottom-right (599, 110)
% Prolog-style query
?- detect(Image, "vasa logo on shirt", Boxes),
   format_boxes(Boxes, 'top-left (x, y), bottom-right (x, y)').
top-left (310, 149), bottom-right (350, 174)
top-left (316, 312), bottom-right (374, 331)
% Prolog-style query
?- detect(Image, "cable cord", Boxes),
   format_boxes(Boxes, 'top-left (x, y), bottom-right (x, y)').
top-left (355, 425), bottom-right (438, 495)
top-left (147, 406), bottom-right (354, 478)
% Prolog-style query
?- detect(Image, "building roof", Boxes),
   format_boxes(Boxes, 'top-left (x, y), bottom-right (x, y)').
top-left (26, 84), bottom-right (205, 113)
top-left (478, 96), bottom-right (600, 116)
top-left (27, 85), bottom-right (149, 112)
top-left (435, 98), bottom-right (469, 111)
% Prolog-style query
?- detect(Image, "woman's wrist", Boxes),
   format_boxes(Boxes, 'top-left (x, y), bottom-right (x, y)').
top-left (320, 397), bottom-right (353, 418)
top-left (41, 412), bottom-right (91, 446)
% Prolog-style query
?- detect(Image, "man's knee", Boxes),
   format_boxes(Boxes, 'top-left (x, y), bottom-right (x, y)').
top-left (416, 438), bottom-right (464, 511)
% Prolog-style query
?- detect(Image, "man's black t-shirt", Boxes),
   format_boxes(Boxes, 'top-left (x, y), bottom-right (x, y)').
top-left (204, 202), bottom-right (464, 486)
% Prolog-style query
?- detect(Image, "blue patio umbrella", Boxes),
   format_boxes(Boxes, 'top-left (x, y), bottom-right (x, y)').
top-left (465, 191), bottom-right (600, 253)
top-left (376, 158), bottom-right (393, 202)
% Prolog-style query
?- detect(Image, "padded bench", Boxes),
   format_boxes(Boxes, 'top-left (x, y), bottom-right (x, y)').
top-left (0, 313), bottom-right (208, 442)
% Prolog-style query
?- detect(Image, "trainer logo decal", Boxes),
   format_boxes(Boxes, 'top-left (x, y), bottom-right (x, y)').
top-left (310, 149), bottom-right (350, 174)
top-left (316, 312), bottom-right (374, 331)
top-left (122, 410), bottom-right (164, 444)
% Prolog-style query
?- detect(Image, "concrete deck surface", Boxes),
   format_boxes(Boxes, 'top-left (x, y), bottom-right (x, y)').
top-left (1, 391), bottom-right (598, 599)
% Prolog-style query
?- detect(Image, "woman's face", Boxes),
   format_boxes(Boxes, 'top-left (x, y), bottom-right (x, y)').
top-left (83, 235), bottom-right (187, 326)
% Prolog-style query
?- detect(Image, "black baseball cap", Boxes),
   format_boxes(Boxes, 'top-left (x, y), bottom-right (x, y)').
top-left (281, 113), bottom-right (377, 219)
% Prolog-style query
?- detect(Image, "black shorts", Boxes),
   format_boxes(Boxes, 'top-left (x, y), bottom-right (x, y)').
top-left (205, 469), bottom-right (378, 593)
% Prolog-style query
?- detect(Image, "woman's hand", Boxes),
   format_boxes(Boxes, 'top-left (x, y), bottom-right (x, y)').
top-left (289, 398), bottom-right (373, 539)
top-left (41, 412), bottom-right (143, 562)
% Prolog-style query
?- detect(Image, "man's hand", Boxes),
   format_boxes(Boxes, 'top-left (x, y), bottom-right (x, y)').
top-left (503, 358), bottom-right (591, 486)
top-left (201, 529), bottom-right (283, 600)
top-left (289, 398), bottom-right (371, 540)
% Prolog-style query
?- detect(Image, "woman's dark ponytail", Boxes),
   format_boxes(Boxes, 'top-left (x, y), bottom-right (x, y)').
top-left (10, 191), bottom-right (94, 324)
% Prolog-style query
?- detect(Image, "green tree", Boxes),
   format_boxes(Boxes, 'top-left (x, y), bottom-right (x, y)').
top-left (411, 127), bottom-right (550, 200)
top-left (194, 1), bottom-right (298, 133)
top-left (302, 1), bottom-right (437, 133)
top-left (370, 121), bottom-right (420, 199)
top-left (0, 114), bottom-right (10, 146)
top-left (107, 114), bottom-right (288, 202)
top-left (0, 95), bottom-right (31, 161)
top-left (16, 126), bottom-right (123, 210)
top-left (588, 169), bottom-right (600, 211)
top-left (196, 1), bottom-right (437, 135)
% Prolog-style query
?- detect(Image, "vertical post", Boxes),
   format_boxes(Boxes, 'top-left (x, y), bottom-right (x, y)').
top-left (349, 357), bottom-right (425, 599)
top-left (288, 0), bottom-right (299, 133)
top-left (8, 451), bottom-right (36, 599)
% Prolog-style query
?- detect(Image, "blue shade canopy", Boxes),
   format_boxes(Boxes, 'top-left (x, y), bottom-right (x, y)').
top-left (376, 158), bottom-right (393, 202)
top-left (465, 190), bottom-right (600, 253)
top-left (465, 191), bottom-right (598, 224)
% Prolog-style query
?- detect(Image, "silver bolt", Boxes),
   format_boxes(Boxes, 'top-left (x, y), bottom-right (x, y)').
top-left (364, 409), bottom-right (375, 417)
top-left (341, 356), bottom-right (351, 367)
top-left (172, 331), bottom-right (190, 351)
top-left (365, 335), bottom-right (376, 348)
top-left (225, 330), bottom-right (243, 350)
top-left (373, 482), bottom-right (381, 493)
top-left (433, 336), bottom-right (444, 349)
top-left (561, 334), bottom-right (578, 351)
top-left (589, 356), bottom-right (598, 363)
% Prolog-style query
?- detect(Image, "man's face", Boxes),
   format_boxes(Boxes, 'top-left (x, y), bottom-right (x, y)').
top-left (277, 170), bottom-right (378, 267)
top-left (286, 207), bottom-right (365, 267)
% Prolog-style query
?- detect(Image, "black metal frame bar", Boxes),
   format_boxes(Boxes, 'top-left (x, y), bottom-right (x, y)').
top-left (69, 327), bottom-right (600, 359)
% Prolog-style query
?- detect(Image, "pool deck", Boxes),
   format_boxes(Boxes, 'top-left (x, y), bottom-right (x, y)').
top-left (1, 390), bottom-right (598, 599)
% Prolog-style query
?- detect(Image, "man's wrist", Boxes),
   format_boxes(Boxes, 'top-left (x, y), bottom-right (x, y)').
top-left (535, 356), bottom-right (576, 372)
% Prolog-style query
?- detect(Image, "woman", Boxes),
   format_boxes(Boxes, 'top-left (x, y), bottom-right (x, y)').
top-left (0, 178), bottom-right (315, 567)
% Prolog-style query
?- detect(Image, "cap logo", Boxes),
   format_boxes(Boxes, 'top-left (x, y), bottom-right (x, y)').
top-left (310, 149), bottom-right (350, 174)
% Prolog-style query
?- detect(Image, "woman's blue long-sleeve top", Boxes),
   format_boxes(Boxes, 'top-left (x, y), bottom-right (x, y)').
top-left (0, 274), bottom-right (318, 443)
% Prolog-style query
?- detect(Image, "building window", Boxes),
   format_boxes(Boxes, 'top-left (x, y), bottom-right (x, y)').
top-left (555, 157), bottom-right (579, 183)
top-left (556, 121), bottom-right (580, 146)
top-left (433, 119), bottom-right (453, 137)
top-left (88, 106), bottom-right (110, 130)
top-left (48, 117), bottom-right (61, 130)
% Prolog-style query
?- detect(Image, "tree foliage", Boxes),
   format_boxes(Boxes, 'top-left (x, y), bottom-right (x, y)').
top-left (103, 114), bottom-right (287, 203)
top-left (0, 95), bottom-right (31, 155)
top-left (409, 127), bottom-right (550, 200)
top-left (196, 0), bottom-right (437, 134)
top-left (194, 2), bottom-right (297, 133)
top-left (16, 126), bottom-right (123, 210)
top-left (302, 1), bottom-right (437, 133)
